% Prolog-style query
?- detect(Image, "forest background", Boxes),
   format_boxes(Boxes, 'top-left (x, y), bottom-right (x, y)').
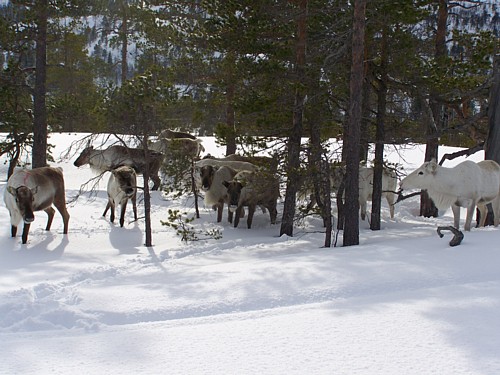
top-left (0, 0), bottom-right (499, 246)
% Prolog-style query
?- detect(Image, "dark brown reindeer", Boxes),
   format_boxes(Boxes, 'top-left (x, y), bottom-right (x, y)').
top-left (3, 167), bottom-right (70, 244)
top-left (223, 170), bottom-right (280, 229)
top-left (74, 145), bottom-right (163, 190)
top-left (103, 166), bottom-right (138, 227)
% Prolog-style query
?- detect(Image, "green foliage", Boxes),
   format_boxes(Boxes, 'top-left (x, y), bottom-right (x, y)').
top-left (102, 70), bottom-right (179, 135)
top-left (161, 209), bottom-right (222, 242)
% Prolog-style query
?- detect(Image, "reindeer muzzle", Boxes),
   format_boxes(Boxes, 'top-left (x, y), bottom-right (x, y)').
top-left (23, 216), bottom-right (35, 224)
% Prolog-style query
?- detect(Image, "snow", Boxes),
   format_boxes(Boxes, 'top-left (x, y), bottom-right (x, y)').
top-left (1, 133), bottom-right (499, 375)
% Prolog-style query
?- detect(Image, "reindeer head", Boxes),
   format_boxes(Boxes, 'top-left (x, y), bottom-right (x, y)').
top-left (400, 159), bottom-right (438, 191)
top-left (7, 185), bottom-right (38, 223)
top-left (74, 146), bottom-right (94, 167)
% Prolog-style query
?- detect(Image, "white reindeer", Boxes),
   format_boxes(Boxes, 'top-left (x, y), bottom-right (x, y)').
top-left (198, 165), bottom-right (238, 223)
top-left (330, 165), bottom-right (398, 220)
top-left (400, 159), bottom-right (500, 231)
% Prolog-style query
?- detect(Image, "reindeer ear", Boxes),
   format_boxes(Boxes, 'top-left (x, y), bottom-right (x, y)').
top-left (7, 186), bottom-right (16, 196)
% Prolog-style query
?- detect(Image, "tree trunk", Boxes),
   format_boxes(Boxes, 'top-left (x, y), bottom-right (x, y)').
top-left (370, 26), bottom-right (388, 231)
top-left (359, 48), bottom-right (371, 162)
top-left (32, 0), bottom-right (48, 168)
top-left (225, 81), bottom-right (237, 155)
top-left (142, 135), bottom-right (153, 247)
top-left (120, 3), bottom-right (129, 84)
top-left (280, 0), bottom-right (307, 237)
top-left (309, 117), bottom-right (333, 246)
top-left (485, 54), bottom-right (500, 162)
top-left (421, 0), bottom-right (448, 218)
top-left (483, 53), bottom-right (500, 226)
top-left (343, 0), bottom-right (366, 246)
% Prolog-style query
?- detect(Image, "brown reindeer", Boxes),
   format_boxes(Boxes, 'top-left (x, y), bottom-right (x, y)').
top-left (103, 166), bottom-right (138, 227)
top-left (3, 167), bottom-right (70, 244)
top-left (74, 145), bottom-right (163, 190)
top-left (223, 170), bottom-right (280, 229)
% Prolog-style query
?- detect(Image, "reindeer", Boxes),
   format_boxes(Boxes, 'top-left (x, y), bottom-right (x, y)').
top-left (199, 165), bottom-right (238, 223)
top-left (150, 137), bottom-right (205, 160)
top-left (103, 166), bottom-right (138, 227)
top-left (157, 128), bottom-right (197, 140)
top-left (330, 165), bottom-right (398, 220)
top-left (223, 170), bottom-right (280, 229)
top-left (4, 167), bottom-right (70, 244)
top-left (74, 145), bottom-right (163, 190)
top-left (195, 158), bottom-right (258, 173)
top-left (400, 159), bottom-right (500, 231)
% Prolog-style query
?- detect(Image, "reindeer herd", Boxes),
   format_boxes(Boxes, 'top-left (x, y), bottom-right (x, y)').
top-left (4, 130), bottom-right (500, 244)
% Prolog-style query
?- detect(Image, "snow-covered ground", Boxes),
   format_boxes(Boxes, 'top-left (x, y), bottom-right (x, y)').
top-left (1, 133), bottom-right (499, 375)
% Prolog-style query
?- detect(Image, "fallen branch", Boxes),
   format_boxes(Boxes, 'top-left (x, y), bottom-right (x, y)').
top-left (437, 226), bottom-right (464, 247)
top-left (393, 190), bottom-right (422, 205)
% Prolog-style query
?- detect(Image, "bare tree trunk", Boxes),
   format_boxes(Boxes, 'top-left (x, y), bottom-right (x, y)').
top-left (32, 0), bottom-right (48, 168)
top-left (483, 53), bottom-right (500, 226)
top-left (359, 51), bottom-right (371, 162)
top-left (280, 0), bottom-right (307, 237)
top-left (421, 0), bottom-right (448, 218)
top-left (343, 0), bottom-right (366, 246)
top-left (485, 54), bottom-right (500, 162)
top-left (120, 3), bottom-right (129, 84)
top-left (225, 80), bottom-right (237, 155)
top-left (309, 120), bottom-right (333, 246)
top-left (370, 26), bottom-right (388, 231)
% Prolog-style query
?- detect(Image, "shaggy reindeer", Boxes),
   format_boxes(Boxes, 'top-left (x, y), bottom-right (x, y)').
top-left (220, 154), bottom-right (278, 172)
top-left (103, 166), bottom-right (138, 227)
top-left (199, 165), bottom-right (238, 223)
top-left (4, 167), bottom-right (70, 244)
top-left (74, 145), bottom-right (163, 190)
top-left (158, 128), bottom-right (197, 140)
top-left (223, 170), bottom-right (280, 229)
top-left (195, 158), bottom-right (258, 173)
top-left (331, 165), bottom-right (398, 220)
top-left (150, 137), bottom-right (205, 160)
top-left (400, 159), bottom-right (500, 231)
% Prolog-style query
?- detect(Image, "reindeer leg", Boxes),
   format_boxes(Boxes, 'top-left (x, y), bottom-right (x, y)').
top-left (452, 204), bottom-right (461, 230)
top-left (132, 194), bottom-right (137, 221)
top-left (53, 201), bottom-right (70, 234)
top-left (247, 205), bottom-right (256, 229)
top-left (227, 204), bottom-right (233, 224)
top-left (11, 225), bottom-right (17, 238)
top-left (464, 203), bottom-right (475, 231)
top-left (103, 201), bottom-right (111, 217)
top-left (269, 201), bottom-right (278, 225)
top-left (151, 175), bottom-right (161, 191)
top-left (478, 204), bottom-right (487, 227)
top-left (44, 207), bottom-right (55, 231)
top-left (21, 223), bottom-right (31, 244)
top-left (360, 201), bottom-right (367, 221)
top-left (216, 202), bottom-right (223, 222)
top-left (234, 207), bottom-right (243, 228)
top-left (109, 201), bottom-right (116, 223)
top-left (119, 200), bottom-right (127, 227)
